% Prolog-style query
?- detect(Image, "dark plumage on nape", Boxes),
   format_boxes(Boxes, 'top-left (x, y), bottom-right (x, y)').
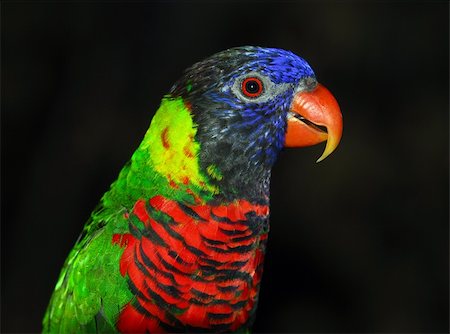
top-left (170, 46), bottom-right (316, 203)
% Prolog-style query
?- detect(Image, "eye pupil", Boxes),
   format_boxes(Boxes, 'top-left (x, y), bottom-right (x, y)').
top-left (245, 80), bottom-right (259, 93)
top-left (242, 77), bottom-right (263, 98)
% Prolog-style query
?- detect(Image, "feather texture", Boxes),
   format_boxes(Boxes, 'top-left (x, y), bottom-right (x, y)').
top-left (115, 196), bottom-right (269, 332)
top-left (43, 46), bottom-right (333, 333)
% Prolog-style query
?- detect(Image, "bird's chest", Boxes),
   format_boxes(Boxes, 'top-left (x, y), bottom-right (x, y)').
top-left (113, 195), bottom-right (270, 332)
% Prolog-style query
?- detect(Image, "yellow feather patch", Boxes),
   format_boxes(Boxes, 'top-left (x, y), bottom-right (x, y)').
top-left (141, 97), bottom-right (218, 193)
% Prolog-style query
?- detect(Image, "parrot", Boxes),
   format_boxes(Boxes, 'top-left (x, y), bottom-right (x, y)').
top-left (43, 46), bottom-right (343, 333)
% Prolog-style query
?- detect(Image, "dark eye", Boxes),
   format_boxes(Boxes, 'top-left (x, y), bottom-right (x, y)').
top-left (241, 77), bottom-right (264, 98)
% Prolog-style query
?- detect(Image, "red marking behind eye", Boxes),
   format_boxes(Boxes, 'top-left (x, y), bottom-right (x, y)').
top-left (241, 77), bottom-right (263, 98)
top-left (161, 127), bottom-right (170, 149)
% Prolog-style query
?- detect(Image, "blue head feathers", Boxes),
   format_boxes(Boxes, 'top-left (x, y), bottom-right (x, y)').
top-left (169, 46), bottom-right (318, 202)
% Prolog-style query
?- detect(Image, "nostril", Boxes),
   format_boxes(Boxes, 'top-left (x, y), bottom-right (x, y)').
top-left (305, 77), bottom-right (318, 91)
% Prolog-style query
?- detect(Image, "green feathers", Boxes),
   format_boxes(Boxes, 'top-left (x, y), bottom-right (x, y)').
top-left (43, 211), bottom-right (131, 333)
top-left (43, 97), bottom-right (218, 332)
top-left (104, 97), bottom-right (217, 209)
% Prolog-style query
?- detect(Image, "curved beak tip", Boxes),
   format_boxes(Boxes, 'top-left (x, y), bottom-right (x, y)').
top-left (316, 134), bottom-right (341, 163)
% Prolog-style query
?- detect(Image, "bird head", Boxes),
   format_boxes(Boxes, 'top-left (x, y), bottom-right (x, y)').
top-left (166, 46), bottom-right (343, 202)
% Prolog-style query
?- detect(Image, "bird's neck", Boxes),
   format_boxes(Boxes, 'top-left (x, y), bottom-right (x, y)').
top-left (104, 97), bottom-right (218, 209)
top-left (103, 96), bottom-right (273, 214)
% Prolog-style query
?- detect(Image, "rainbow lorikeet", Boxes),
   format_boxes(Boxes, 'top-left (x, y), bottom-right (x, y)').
top-left (43, 46), bottom-right (343, 333)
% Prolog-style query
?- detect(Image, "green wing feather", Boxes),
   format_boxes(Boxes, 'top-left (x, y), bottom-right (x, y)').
top-left (43, 199), bottom-right (132, 333)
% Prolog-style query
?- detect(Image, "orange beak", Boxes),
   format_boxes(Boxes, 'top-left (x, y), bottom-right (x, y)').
top-left (284, 83), bottom-right (343, 162)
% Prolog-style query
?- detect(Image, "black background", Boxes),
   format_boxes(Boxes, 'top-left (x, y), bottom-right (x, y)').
top-left (2, 2), bottom-right (448, 333)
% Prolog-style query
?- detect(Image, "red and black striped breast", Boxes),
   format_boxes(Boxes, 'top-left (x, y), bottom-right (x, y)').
top-left (112, 195), bottom-right (269, 333)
